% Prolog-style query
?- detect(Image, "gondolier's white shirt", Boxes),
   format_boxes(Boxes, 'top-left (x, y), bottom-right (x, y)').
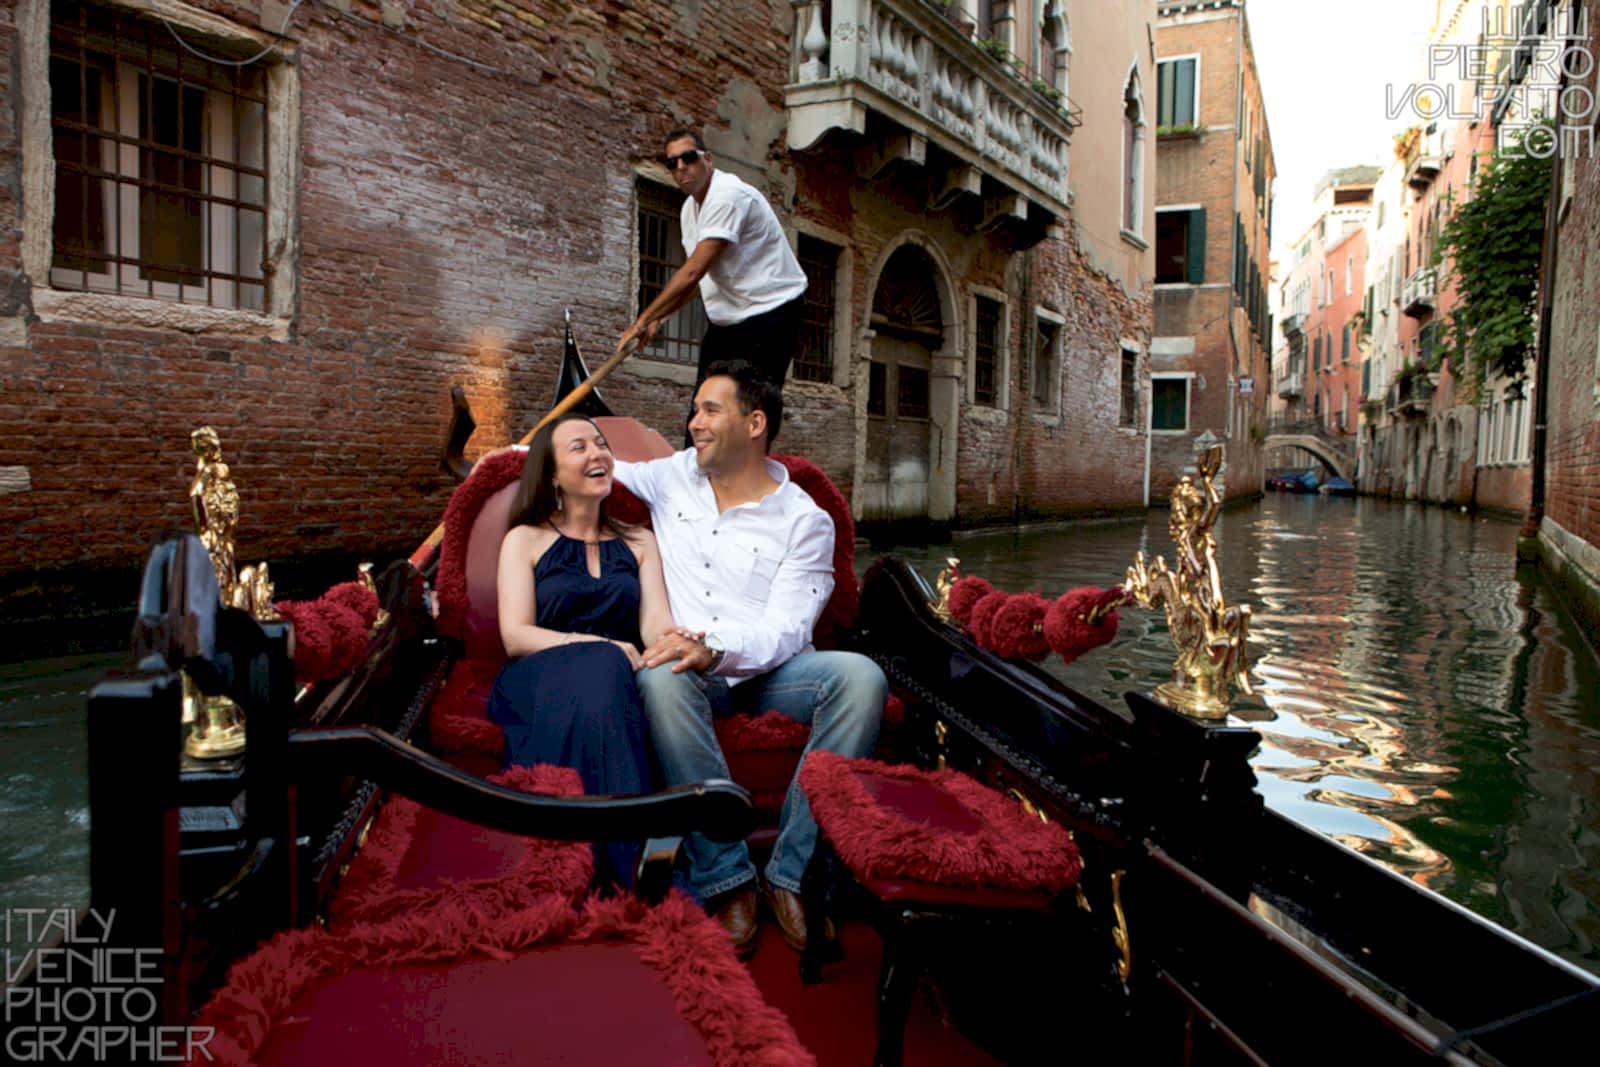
top-left (682, 169), bottom-right (807, 326)
top-left (613, 449), bottom-right (834, 685)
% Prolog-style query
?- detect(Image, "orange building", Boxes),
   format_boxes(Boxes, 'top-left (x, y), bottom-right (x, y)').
top-left (1151, 0), bottom-right (1276, 501)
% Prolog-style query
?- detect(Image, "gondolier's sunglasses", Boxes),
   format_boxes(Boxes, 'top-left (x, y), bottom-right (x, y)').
top-left (663, 149), bottom-right (703, 169)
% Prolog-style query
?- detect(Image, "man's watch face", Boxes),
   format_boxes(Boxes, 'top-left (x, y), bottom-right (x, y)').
top-left (704, 634), bottom-right (725, 654)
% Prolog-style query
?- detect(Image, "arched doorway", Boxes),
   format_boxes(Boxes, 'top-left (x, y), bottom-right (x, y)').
top-left (861, 246), bottom-right (943, 521)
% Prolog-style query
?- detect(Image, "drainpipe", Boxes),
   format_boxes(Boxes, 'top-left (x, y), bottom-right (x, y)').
top-left (1522, 98), bottom-right (1563, 548)
top-left (1225, 3), bottom-right (1244, 478)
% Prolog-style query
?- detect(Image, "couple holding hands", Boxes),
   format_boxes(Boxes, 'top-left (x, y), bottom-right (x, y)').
top-left (484, 360), bottom-right (886, 959)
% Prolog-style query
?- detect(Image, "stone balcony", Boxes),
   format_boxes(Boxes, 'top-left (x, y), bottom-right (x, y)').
top-left (1402, 267), bottom-right (1437, 318)
top-left (784, 0), bottom-right (1076, 246)
top-left (1276, 370), bottom-right (1304, 398)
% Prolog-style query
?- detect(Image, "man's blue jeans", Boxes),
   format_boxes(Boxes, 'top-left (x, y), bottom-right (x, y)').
top-left (636, 650), bottom-right (886, 900)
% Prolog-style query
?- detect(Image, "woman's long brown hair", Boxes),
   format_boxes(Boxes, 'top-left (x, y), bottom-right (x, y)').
top-left (505, 413), bottom-right (629, 536)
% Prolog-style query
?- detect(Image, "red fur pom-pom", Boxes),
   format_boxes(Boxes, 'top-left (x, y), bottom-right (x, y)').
top-left (947, 576), bottom-right (995, 626)
top-left (1043, 587), bottom-right (1123, 664)
top-left (989, 592), bottom-right (1052, 661)
top-left (274, 596), bottom-right (373, 687)
top-left (968, 589), bottom-right (1011, 647)
top-left (322, 580), bottom-right (380, 627)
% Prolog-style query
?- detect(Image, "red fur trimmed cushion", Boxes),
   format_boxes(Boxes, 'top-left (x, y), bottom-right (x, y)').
top-left (798, 752), bottom-right (1082, 894)
top-left (193, 891), bottom-right (813, 1067)
top-left (435, 448), bottom-right (526, 643)
top-left (714, 710), bottom-right (812, 753)
top-left (427, 658), bottom-right (504, 760)
top-left (329, 764), bottom-right (592, 928)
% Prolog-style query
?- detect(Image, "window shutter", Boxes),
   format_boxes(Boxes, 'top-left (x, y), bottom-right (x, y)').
top-left (1186, 208), bottom-right (1206, 283)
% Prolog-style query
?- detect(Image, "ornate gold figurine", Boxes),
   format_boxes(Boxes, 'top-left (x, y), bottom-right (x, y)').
top-left (1123, 446), bottom-right (1253, 719)
top-left (184, 426), bottom-right (275, 759)
top-left (190, 427), bottom-right (239, 600)
top-left (931, 557), bottom-right (961, 621)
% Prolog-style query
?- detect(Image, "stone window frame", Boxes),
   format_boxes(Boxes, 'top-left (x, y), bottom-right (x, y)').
top-left (1118, 343), bottom-right (1141, 433)
top-left (1029, 306), bottom-right (1064, 423)
top-left (1120, 64), bottom-right (1147, 245)
top-left (789, 218), bottom-right (853, 392)
top-left (19, 0), bottom-right (300, 339)
top-left (1155, 53), bottom-right (1199, 129)
top-left (967, 286), bottom-right (1010, 412)
top-left (1150, 371), bottom-right (1193, 435)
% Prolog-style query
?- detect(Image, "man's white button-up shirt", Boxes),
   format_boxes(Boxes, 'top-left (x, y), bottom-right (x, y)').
top-left (614, 449), bottom-right (835, 685)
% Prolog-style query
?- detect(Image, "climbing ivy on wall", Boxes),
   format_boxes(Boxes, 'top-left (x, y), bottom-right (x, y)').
top-left (1433, 122), bottom-right (1553, 403)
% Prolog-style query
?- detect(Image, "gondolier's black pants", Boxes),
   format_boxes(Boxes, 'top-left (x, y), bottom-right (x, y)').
top-left (696, 296), bottom-right (804, 389)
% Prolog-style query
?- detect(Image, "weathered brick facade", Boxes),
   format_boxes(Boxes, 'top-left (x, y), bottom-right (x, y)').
top-left (1538, 4), bottom-right (1600, 640)
top-left (1152, 1), bottom-right (1274, 502)
top-left (0, 0), bottom-right (1155, 634)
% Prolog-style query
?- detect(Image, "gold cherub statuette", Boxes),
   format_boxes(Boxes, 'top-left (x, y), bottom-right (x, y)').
top-left (931, 557), bottom-right (962, 621)
top-left (190, 427), bottom-right (239, 601)
top-left (1123, 445), bottom-right (1253, 719)
top-left (189, 426), bottom-right (278, 622)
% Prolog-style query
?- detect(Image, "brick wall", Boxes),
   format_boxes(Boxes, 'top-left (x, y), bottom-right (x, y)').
top-left (1, 0), bottom-right (1155, 631)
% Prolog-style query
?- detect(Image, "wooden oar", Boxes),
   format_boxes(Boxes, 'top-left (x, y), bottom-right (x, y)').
top-left (409, 333), bottom-right (646, 564)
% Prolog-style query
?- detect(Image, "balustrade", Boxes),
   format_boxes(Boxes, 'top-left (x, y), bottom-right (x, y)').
top-left (786, 0), bottom-right (1075, 228)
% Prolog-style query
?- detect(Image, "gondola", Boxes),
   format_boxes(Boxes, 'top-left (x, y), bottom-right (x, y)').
top-left (27, 328), bottom-right (1598, 1066)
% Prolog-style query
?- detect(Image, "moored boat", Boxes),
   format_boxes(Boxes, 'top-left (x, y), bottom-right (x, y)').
top-left (22, 331), bottom-right (1598, 1065)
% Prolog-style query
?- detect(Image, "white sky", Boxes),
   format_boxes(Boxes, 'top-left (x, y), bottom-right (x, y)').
top-left (1246, 0), bottom-right (1443, 260)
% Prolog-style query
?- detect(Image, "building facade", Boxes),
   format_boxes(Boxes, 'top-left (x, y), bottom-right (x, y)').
top-left (1150, 0), bottom-right (1275, 502)
top-left (0, 0), bottom-right (1158, 629)
top-left (1533, 0), bottom-right (1600, 635)
top-left (1361, 0), bottom-right (1557, 512)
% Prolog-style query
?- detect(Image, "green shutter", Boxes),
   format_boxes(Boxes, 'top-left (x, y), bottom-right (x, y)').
top-left (1186, 208), bottom-right (1206, 284)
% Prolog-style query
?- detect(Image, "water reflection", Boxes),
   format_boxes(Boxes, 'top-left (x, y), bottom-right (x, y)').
top-left (861, 495), bottom-right (1600, 976)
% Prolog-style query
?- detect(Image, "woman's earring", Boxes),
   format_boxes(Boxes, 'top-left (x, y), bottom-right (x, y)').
top-left (555, 487), bottom-right (564, 512)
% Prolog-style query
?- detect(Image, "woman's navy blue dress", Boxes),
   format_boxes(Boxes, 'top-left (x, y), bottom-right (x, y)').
top-left (486, 533), bottom-right (656, 887)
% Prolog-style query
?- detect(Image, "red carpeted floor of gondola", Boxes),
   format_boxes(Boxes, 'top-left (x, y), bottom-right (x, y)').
top-left (743, 918), bottom-right (1003, 1067)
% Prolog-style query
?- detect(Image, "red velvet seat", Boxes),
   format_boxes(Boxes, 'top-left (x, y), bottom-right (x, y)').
top-left (428, 420), bottom-right (887, 830)
top-left (795, 752), bottom-right (1082, 1067)
top-left (194, 890), bottom-right (814, 1066)
top-left (328, 764), bottom-right (593, 927)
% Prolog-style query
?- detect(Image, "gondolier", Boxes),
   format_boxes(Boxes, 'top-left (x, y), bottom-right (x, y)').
top-left (616, 129), bottom-right (807, 393)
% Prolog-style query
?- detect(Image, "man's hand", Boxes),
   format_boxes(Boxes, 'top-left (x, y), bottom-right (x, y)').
top-left (616, 318), bottom-right (661, 356)
top-left (642, 626), bottom-right (714, 674)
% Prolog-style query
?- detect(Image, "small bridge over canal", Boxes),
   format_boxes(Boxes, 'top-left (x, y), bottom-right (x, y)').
top-left (1263, 419), bottom-right (1356, 483)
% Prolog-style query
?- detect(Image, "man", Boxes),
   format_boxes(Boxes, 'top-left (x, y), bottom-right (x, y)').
top-left (616, 130), bottom-right (808, 391)
top-left (615, 360), bottom-right (885, 958)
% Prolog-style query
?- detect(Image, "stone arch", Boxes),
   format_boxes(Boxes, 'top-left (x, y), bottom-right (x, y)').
top-left (856, 233), bottom-right (961, 523)
top-left (1122, 62), bottom-right (1146, 233)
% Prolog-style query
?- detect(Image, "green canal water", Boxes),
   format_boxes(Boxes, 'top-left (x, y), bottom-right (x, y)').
top-left (860, 494), bottom-right (1600, 978)
top-left (3, 495), bottom-right (1597, 977)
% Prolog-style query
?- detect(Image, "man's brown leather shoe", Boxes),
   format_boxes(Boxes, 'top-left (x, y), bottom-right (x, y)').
top-left (711, 884), bottom-right (759, 960)
top-left (761, 881), bottom-right (832, 953)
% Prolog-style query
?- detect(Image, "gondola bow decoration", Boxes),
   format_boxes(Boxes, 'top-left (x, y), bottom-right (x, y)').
top-left (1123, 445), bottom-right (1253, 719)
top-left (930, 444), bottom-right (1254, 720)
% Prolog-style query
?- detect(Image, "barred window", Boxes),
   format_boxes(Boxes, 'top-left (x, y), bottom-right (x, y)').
top-left (49, 1), bottom-right (269, 310)
top-left (973, 295), bottom-right (1001, 407)
top-left (636, 179), bottom-right (706, 364)
top-left (1119, 347), bottom-right (1139, 428)
top-left (795, 235), bottom-right (839, 383)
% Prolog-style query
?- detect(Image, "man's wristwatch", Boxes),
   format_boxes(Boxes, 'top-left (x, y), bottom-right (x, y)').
top-left (702, 633), bottom-right (726, 674)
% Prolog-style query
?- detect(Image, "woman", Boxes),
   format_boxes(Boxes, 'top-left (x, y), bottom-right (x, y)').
top-left (486, 413), bottom-right (673, 888)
